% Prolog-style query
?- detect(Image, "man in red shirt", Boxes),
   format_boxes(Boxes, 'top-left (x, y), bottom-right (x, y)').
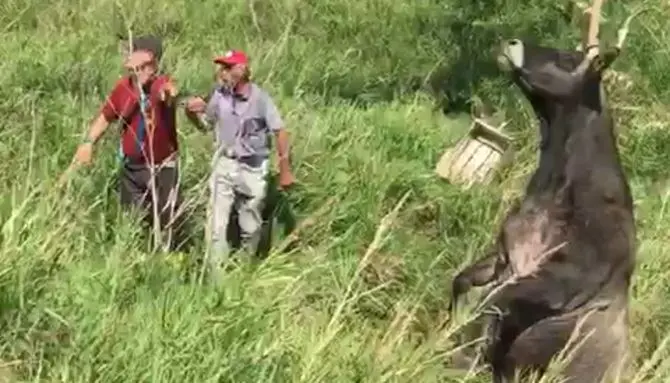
top-left (70, 35), bottom-right (186, 252)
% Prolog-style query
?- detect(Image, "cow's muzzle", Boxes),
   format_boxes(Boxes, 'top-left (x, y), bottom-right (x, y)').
top-left (496, 39), bottom-right (524, 73)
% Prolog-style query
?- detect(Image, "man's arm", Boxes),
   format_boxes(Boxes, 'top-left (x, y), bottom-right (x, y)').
top-left (86, 83), bottom-right (122, 143)
top-left (85, 114), bottom-right (112, 144)
top-left (185, 87), bottom-right (218, 132)
top-left (68, 82), bottom-right (123, 168)
top-left (262, 94), bottom-right (290, 172)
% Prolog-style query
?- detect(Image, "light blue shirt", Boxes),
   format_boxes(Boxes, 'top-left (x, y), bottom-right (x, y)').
top-left (205, 83), bottom-right (284, 158)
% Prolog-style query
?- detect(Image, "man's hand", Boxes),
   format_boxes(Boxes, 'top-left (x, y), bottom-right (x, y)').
top-left (279, 170), bottom-right (295, 190)
top-left (73, 142), bottom-right (94, 166)
top-left (277, 155), bottom-right (295, 190)
top-left (160, 81), bottom-right (178, 102)
top-left (185, 96), bottom-right (207, 114)
top-left (273, 129), bottom-right (294, 190)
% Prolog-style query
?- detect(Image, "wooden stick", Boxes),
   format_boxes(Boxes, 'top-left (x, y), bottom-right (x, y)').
top-left (586, 0), bottom-right (605, 52)
top-left (570, 0), bottom-right (605, 76)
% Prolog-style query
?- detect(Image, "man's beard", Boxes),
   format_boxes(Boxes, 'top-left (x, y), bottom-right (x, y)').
top-left (218, 78), bottom-right (240, 91)
top-left (130, 72), bottom-right (156, 88)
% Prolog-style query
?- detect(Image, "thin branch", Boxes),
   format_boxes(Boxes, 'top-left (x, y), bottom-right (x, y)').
top-left (616, 7), bottom-right (652, 50)
top-left (326, 191), bottom-right (412, 330)
top-left (248, 0), bottom-right (262, 36)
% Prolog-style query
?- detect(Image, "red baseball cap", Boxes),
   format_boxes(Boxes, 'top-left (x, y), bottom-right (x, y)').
top-left (214, 50), bottom-right (249, 66)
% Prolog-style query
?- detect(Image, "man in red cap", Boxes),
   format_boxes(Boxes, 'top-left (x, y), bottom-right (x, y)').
top-left (70, 35), bottom-right (189, 252)
top-left (185, 49), bottom-right (295, 277)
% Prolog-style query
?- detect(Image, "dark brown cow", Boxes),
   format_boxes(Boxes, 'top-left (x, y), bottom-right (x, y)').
top-left (448, 2), bottom-right (637, 382)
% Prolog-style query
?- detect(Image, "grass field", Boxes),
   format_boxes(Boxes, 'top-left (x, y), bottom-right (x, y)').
top-left (1, 0), bottom-right (670, 381)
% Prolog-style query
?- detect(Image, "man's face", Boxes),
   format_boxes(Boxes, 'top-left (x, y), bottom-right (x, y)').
top-left (216, 63), bottom-right (246, 88)
top-left (124, 49), bottom-right (157, 85)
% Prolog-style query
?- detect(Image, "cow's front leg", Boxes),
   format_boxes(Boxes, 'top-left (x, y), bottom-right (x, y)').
top-left (449, 248), bottom-right (507, 315)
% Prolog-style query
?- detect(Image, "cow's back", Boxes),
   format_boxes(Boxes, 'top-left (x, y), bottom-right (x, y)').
top-left (564, 106), bottom-right (636, 299)
top-left (565, 107), bottom-right (633, 210)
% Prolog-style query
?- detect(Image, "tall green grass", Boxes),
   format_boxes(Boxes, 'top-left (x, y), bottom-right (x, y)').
top-left (1, 0), bottom-right (670, 381)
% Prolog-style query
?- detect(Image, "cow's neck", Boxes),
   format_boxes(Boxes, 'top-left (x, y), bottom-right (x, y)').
top-left (565, 80), bottom-right (618, 167)
top-left (525, 80), bottom-right (610, 202)
top-left (524, 103), bottom-right (569, 198)
top-left (534, 94), bottom-right (626, 216)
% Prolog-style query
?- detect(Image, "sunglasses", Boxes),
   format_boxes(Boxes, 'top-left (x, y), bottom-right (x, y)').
top-left (217, 63), bottom-right (235, 71)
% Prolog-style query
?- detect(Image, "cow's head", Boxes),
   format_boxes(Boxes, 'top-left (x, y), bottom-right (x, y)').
top-left (495, 0), bottom-right (621, 114)
top-left (496, 40), bottom-right (619, 108)
top-left (497, 40), bottom-right (587, 92)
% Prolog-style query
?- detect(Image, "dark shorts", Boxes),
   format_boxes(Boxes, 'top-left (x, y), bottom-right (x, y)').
top-left (118, 161), bottom-right (183, 241)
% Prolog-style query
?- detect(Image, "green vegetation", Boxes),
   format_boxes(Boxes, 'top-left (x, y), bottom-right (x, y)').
top-left (1, 0), bottom-right (669, 381)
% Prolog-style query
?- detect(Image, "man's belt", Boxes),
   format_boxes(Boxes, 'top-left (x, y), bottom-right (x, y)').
top-left (220, 147), bottom-right (236, 159)
top-left (123, 152), bottom-right (178, 169)
top-left (218, 147), bottom-right (267, 168)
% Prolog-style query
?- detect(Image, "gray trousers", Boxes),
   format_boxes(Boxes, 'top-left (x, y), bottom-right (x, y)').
top-left (208, 153), bottom-right (269, 268)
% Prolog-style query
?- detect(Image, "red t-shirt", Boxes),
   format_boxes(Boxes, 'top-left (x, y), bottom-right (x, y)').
top-left (99, 75), bottom-right (178, 165)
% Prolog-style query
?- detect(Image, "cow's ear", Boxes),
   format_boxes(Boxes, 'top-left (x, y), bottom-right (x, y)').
top-left (590, 47), bottom-right (621, 73)
top-left (498, 39), bottom-right (525, 72)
